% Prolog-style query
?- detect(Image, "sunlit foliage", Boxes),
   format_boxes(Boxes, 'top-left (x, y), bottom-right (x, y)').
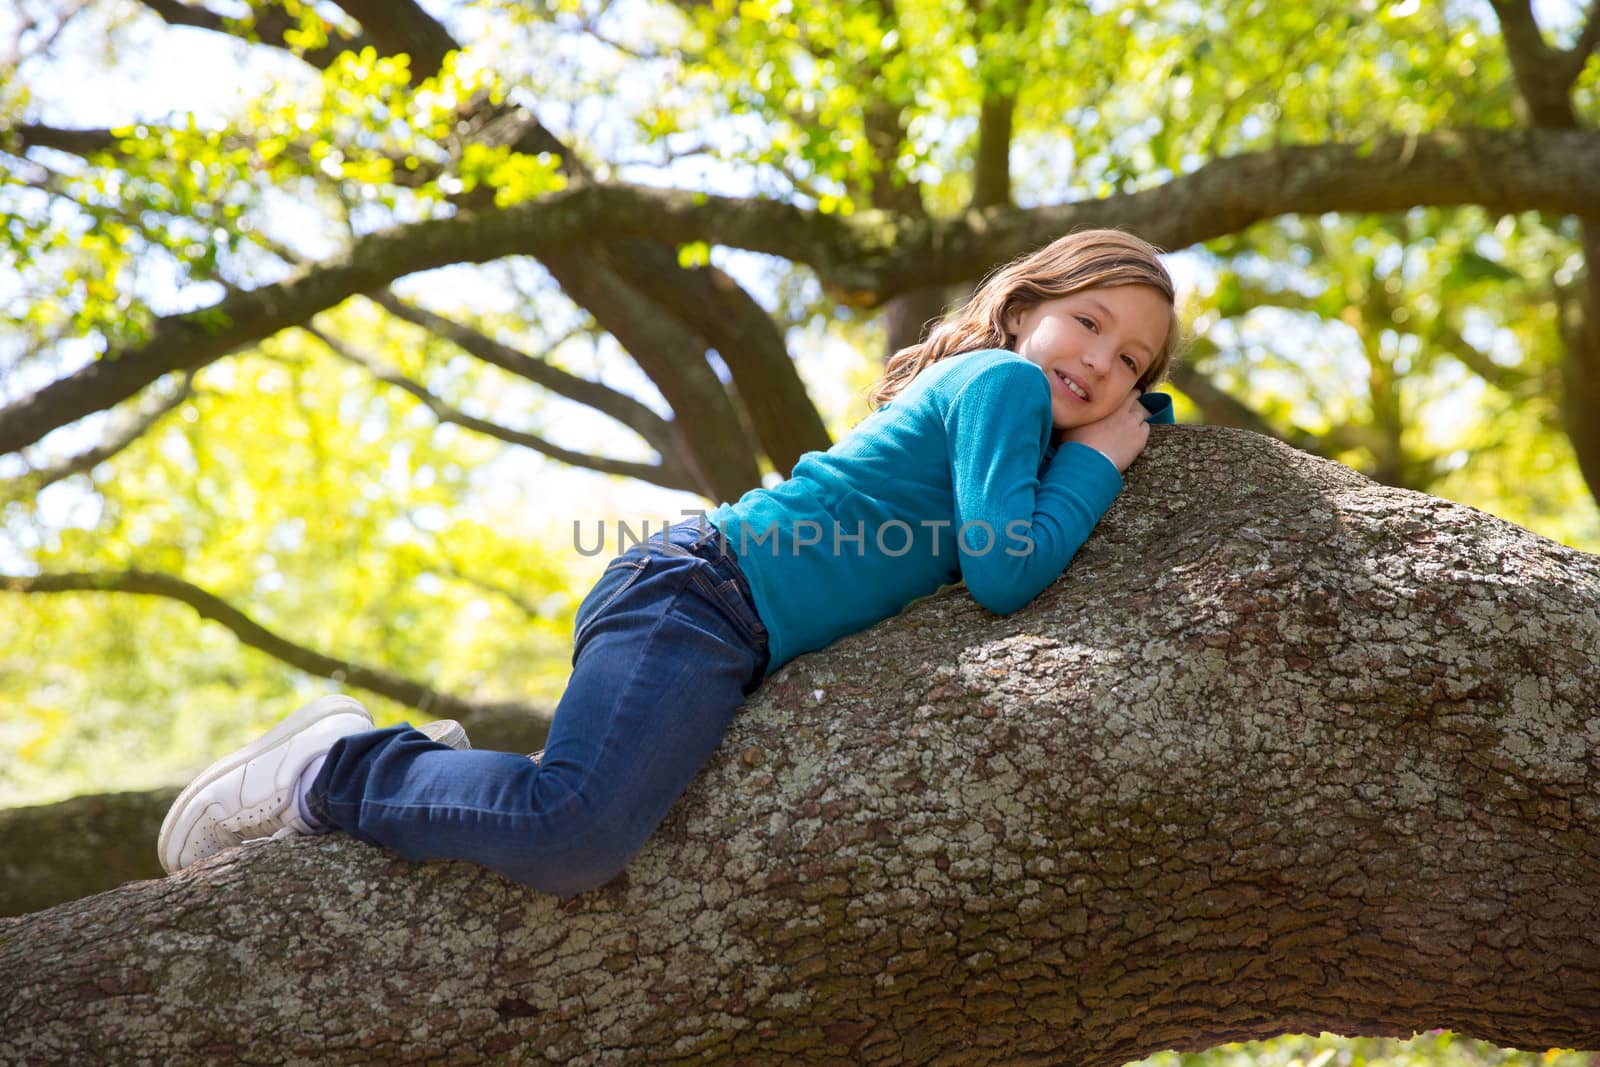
top-left (1133, 1031), bottom-right (1592, 1067)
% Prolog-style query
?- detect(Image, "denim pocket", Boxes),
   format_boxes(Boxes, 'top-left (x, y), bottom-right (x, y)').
top-left (692, 571), bottom-right (768, 645)
top-left (572, 556), bottom-right (648, 649)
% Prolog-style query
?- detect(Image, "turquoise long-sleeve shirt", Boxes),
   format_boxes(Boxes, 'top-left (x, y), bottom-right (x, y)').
top-left (710, 348), bottom-right (1173, 674)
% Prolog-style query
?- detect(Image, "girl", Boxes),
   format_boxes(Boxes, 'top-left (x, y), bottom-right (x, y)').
top-left (158, 228), bottom-right (1180, 895)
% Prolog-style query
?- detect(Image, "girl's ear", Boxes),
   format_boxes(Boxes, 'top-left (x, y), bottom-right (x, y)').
top-left (1002, 305), bottom-right (1023, 340)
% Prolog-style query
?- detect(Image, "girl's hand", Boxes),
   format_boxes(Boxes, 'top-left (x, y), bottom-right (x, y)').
top-left (1062, 389), bottom-right (1151, 472)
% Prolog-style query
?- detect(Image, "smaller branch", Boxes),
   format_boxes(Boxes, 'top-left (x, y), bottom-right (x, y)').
top-left (1169, 344), bottom-right (1368, 458)
top-left (131, 0), bottom-right (232, 35)
top-left (439, 561), bottom-right (549, 622)
top-left (595, 247), bottom-right (831, 475)
top-left (397, 514), bottom-right (552, 623)
top-left (971, 87), bottom-right (1015, 211)
top-left (2, 1), bottom-right (90, 67)
top-left (1427, 320), bottom-right (1544, 398)
top-left (1488, 0), bottom-right (1581, 126)
top-left (325, 0), bottom-right (457, 82)
top-left (307, 327), bottom-right (700, 492)
top-left (10, 120), bottom-right (446, 201)
top-left (133, 0), bottom-right (371, 69)
top-left (535, 247), bottom-right (763, 500)
top-left (368, 293), bottom-right (680, 460)
top-left (0, 569), bottom-right (539, 721)
top-left (1167, 363), bottom-right (1287, 440)
top-left (1566, 0), bottom-right (1600, 78)
top-left (11, 121), bottom-right (296, 171)
top-left (7, 376), bottom-right (192, 495)
top-left (576, 17), bottom-right (667, 61)
top-left (762, 155), bottom-right (832, 203)
top-left (609, 140), bottom-right (722, 172)
top-left (455, 104), bottom-right (574, 165)
top-left (10, 122), bottom-right (116, 158)
top-left (1492, 0), bottom-right (1600, 82)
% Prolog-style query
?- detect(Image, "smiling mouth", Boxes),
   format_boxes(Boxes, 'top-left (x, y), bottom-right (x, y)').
top-left (1056, 370), bottom-right (1089, 401)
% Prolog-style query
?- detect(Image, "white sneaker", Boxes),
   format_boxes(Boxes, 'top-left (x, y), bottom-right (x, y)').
top-left (157, 695), bottom-right (374, 874)
top-left (418, 719), bottom-right (470, 750)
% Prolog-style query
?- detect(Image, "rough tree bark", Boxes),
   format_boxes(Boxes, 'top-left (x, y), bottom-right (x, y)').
top-left (3, 427), bottom-right (1598, 1064)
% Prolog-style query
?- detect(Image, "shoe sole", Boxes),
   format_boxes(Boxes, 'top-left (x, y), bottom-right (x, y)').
top-left (157, 695), bottom-right (371, 874)
top-left (418, 719), bottom-right (469, 749)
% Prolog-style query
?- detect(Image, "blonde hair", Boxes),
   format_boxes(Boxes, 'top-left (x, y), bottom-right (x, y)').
top-left (869, 229), bottom-right (1179, 408)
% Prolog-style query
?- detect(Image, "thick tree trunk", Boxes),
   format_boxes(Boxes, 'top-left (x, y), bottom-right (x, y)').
top-left (1562, 222), bottom-right (1600, 509)
top-left (0, 788), bottom-right (178, 919)
top-left (0, 707), bottom-right (552, 918)
top-left (882, 286), bottom-right (954, 361)
top-left (3, 427), bottom-right (1597, 1064)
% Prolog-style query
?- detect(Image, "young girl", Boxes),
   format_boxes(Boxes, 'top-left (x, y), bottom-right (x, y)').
top-left (158, 228), bottom-right (1180, 895)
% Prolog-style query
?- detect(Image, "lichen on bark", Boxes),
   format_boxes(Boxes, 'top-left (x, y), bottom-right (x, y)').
top-left (3, 427), bottom-right (1598, 1065)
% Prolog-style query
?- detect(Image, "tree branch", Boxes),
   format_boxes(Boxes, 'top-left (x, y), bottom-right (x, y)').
top-left (1573, 0), bottom-right (1600, 75)
top-left (1426, 318), bottom-right (1546, 399)
top-left (326, 0), bottom-right (457, 81)
top-left (4, 375), bottom-right (191, 496)
top-left (0, 568), bottom-right (540, 721)
top-left (1488, 0), bottom-right (1581, 125)
top-left (367, 293), bottom-right (681, 461)
top-left (10, 117), bottom-right (488, 204)
top-left (6, 126), bottom-right (1600, 459)
top-left (318, 0), bottom-right (795, 496)
top-left (0, 685), bottom-right (555, 919)
top-left (132, 0), bottom-right (372, 69)
top-left (306, 327), bottom-right (701, 492)
top-left (436, 561), bottom-right (549, 622)
top-left (9, 121), bottom-right (116, 157)
top-left (1558, 221), bottom-right (1600, 509)
top-left (971, 88), bottom-right (1016, 211)
top-left (5, 430), bottom-right (1600, 1059)
top-left (535, 248), bottom-right (763, 501)
top-left (599, 257), bottom-right (832, 476)
top-left (1164, 362), bottom-right (1367, 459)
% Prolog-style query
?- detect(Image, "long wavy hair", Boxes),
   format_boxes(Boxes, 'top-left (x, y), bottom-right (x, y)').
top-left (868, 229), bottom-right (1180, 408)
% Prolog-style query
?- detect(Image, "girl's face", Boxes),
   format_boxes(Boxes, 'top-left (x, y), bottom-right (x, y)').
top-left (1006, 284), bottom-right (1171, 430)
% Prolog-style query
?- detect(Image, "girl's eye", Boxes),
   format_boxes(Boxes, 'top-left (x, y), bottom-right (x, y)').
top-left (1121, 354), bottom-right (1139, 372)
top-left (1076, 316), bottom-right (1097, 332)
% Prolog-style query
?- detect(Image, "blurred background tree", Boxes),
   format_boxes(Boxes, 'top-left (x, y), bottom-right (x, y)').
top-left (1, 2), bottom-right (1598, 1055)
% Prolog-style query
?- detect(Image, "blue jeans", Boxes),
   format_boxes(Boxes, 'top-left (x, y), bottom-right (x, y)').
top-left (306, 519), bottom-right (770, 896)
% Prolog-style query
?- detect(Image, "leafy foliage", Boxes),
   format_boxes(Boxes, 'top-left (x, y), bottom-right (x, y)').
top-left (1, 331), bottom-right (586, 805)
top-left (1184, 211), bottom-right (1599, 546)
top-left (1133, 1032), bottom-right (1593, 1067)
